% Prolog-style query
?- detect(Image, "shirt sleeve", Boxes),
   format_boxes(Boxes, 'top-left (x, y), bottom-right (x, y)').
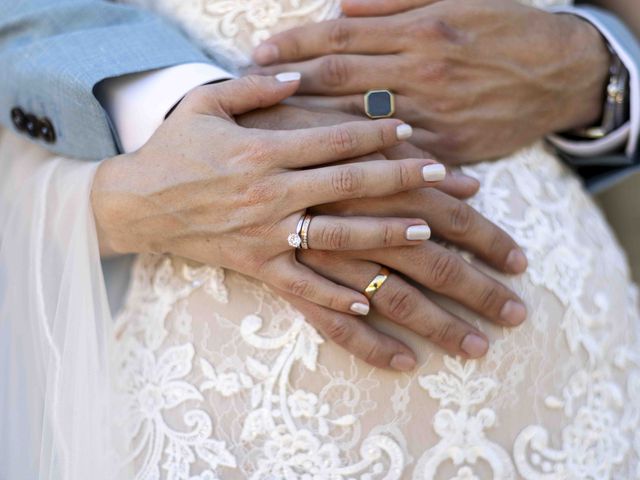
top-left (547, 5), bottom-right (640, 166)
top-left (95, 62), bottom-right (234, 153)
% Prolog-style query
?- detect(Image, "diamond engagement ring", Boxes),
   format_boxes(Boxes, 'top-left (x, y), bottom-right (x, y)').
top-left (288, 214), bottom-right (306, 249)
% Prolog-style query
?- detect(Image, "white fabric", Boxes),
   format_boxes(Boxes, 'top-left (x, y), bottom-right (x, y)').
top-left (547, 6), bottom-right (640, 159)
top-left (96, 62), bottom-right (232, 153)
top-left (0, 129), bottom-right (124, 480)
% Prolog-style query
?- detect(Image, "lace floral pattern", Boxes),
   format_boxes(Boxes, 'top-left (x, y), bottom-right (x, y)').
top-left (112, 0), bottom-right (640, 478)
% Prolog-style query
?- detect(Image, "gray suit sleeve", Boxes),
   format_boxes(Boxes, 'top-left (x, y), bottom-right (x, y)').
top-left (0, 0), bottom-right (213, 160)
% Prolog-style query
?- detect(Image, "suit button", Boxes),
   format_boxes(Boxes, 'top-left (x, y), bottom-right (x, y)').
top-left (10, 107), bottom-right (26, 131)
top-left (24, 114), bottom-right (38, 138)
top-left (38, 117), bottom-right (56, 143)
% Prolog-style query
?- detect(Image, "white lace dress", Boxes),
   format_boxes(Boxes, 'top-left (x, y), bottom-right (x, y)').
top-left (110, 1), bottom-right (640, 479)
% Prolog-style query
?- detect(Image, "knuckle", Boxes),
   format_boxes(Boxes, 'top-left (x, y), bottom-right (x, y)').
top-left (288, 278), bottom-right (315, 299)
top-left (477, 286), bottom-right (504, 314)
top-left (382, 223), bottom-right (395, 247)
top-left (324, 317), bottom-right (353, 344)
top-left (416, 61), bottom-right (451, 83)
top-left (363, 341), bottom-right (384, 367)
top-left (386, 289), bottom-right (416, 323)
top-left (449, 203), bottom-right (474, 237)
top-left (243, 180), bottom-right (278, 207)
top-left (430, 252), bottom-right (461, 288)
top-left (393, 162), bottom-right (412, 190)
top-left (331, 167), bottom-right (364, 197)
top-left (328, 20), bottom-right (351, 53)
top-left (329, 126), bottom-right (360, 156)
top-left (411, 17), bottom-right (457, 42)
top-left (321, 223), bottom-right (351, 250)
top-left (321, 55), bottom-right (350, 87)
top-left (434, 321), bottom-right (455, 344)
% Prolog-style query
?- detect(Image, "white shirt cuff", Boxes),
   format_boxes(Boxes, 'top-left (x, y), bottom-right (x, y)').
top-left (547, 6), bottom-right (640, 160)
top-left (97, 62), bottom-right (234, 153)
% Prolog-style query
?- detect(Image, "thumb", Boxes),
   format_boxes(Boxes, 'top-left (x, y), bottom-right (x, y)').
top-left (341, 0), bottom-right (440, 17)
top-left (188, 73), bottom-right (301, 117)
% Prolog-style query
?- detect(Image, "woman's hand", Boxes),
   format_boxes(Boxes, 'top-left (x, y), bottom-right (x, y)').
top-left (91, 74), bottom-right (449, 316)
top-left (252, 0), bottom-right (611, 163)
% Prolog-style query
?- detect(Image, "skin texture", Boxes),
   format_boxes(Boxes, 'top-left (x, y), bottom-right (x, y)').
top-left (92, 82), bottom-right (528, 371)
top-left (92, 75), bottom-right (453, 318)
top-left (240, 105), bottom-right (529, 370)
top-left (252, 0), bottom-right (612, 164)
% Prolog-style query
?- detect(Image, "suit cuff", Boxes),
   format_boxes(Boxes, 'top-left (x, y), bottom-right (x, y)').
top-left (96, 62), bottom-right (234, 153)
top-left (547, 6), bottom-right (640, 165)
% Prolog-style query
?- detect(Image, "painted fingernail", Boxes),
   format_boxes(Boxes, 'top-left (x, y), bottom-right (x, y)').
top-left (390, 353), bottom-right (416, 371)
top-left (406, 225), bottom-right (431, 241)
top-left (396, 124), bottom-right (413, 140)
top-left (506, 248), bottom-right (528, 274)
top-left (254, 43), bottom-right (280, 65)
top-left (500, 300), bottom-right (527, 326)
top-left (275, 71), bottom-right (301, 83)
top-left (422, 164), bottom-right (446, 182)
top-left (350, 302), bottom-right (370, 316)
top-left (461, 333), bottom-right (489, 358)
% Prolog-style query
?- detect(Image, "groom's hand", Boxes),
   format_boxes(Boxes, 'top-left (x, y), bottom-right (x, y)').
top-left (252, 0), bottom-right (611, 163)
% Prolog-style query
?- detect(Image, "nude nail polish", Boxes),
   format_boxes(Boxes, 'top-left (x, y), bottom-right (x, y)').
top-left (500, 300), bottom-right (527, 326)
top-left (390, 354), bottom-right (416, 372)
top-left (396, 124), bottom-right (413, 140)
top-left (275, 71), bottom-right (301, 82)
top-left (350, 302), bottom-right (370, 316)
top-left (406, 225), bottom-right (431, 241)
top-left (461, 334), bottom-right (488, 358)
top-left (422, 164), bottom-right (446, 182)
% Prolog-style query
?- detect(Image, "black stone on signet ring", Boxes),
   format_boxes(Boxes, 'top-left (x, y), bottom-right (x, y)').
top-left (364, 90), bottom-right (395, 119)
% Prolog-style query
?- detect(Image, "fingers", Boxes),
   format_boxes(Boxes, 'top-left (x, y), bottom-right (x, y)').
top-left (303, 215), bottom-right (431, 250)
top-left (263, 255), bottom-right (371, 316)
top-left (365, 243), bottom-right (527, 327)
top-left (289, 158), bottom-right (447, 209)
top-left (415, 189), bottom-right (528, 274)
top-left (278, 291), bottom-right (417, 371)
top-left (273, 118), bottom-right (411, 168)
top-left (255, 55), bottom-right (402, 95)
top-left (301, 253), bottom-right (489, 359)
top-left (341, 0), bottom-right (441, 17)
top-left (183, 74), bottom-right (301, 117)
top-left (253, 18), bottom-right (403, 66)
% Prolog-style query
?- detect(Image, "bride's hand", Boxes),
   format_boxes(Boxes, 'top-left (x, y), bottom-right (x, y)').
top-left (91, 75), bottom-right (448, 316)
top-left (251, 0), bottom-right (611, 163)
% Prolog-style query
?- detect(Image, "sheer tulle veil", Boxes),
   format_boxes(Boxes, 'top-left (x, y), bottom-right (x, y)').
top-left (0, 130), bottom-right (121, 480)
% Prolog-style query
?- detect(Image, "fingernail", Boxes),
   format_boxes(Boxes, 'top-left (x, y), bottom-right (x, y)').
top-left (396, 124), bottom-right (413, 140)
top-left (406, 225), bottom-right (431, 241)
top-left (460, 333), bottom-right (489, 358)
top-left (506, 248), bottom-right (528, 274)
top-left (350, 302), bottom-right (370, 316)
top-left (422, 164), bottom-right (446, 182)
top-left (275, 71), bottom-right (301, 83)
top-left (500, 300), bottom-right (527, 326)
top-left (254, 43), bottom-right (280, 65)
top-left (390, 353), bottom-right (416, 371)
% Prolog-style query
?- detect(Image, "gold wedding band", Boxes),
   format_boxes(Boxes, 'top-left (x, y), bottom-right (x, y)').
top-left (364, 267), bottom-right (391, 299)
top-left (300, 214), bottom-right (312, 250)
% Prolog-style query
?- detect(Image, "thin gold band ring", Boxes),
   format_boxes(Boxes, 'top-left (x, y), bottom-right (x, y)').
top-left (364, 267), bottom-right (391, 299)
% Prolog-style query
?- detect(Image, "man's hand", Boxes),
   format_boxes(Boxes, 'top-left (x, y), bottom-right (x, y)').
top-left (252, 0), bottom-right (611, 163)
top-left (241, 103), bottom-right (528, 370)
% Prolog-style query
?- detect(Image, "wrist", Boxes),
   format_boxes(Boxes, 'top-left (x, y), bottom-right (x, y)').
top-left (555, 14), bottom-right (611, 131)
top-left (91, 154), bottom-right (139, 256)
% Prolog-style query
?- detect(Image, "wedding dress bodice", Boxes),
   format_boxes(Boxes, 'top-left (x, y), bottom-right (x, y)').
top-left (111, 1), bottom-right (640, 479)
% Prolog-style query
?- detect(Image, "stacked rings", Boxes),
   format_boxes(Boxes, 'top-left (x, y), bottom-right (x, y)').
top-left (300, 214), bottom-right (312, 250)
top-left (287, 214), bottom-right (306, 249)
